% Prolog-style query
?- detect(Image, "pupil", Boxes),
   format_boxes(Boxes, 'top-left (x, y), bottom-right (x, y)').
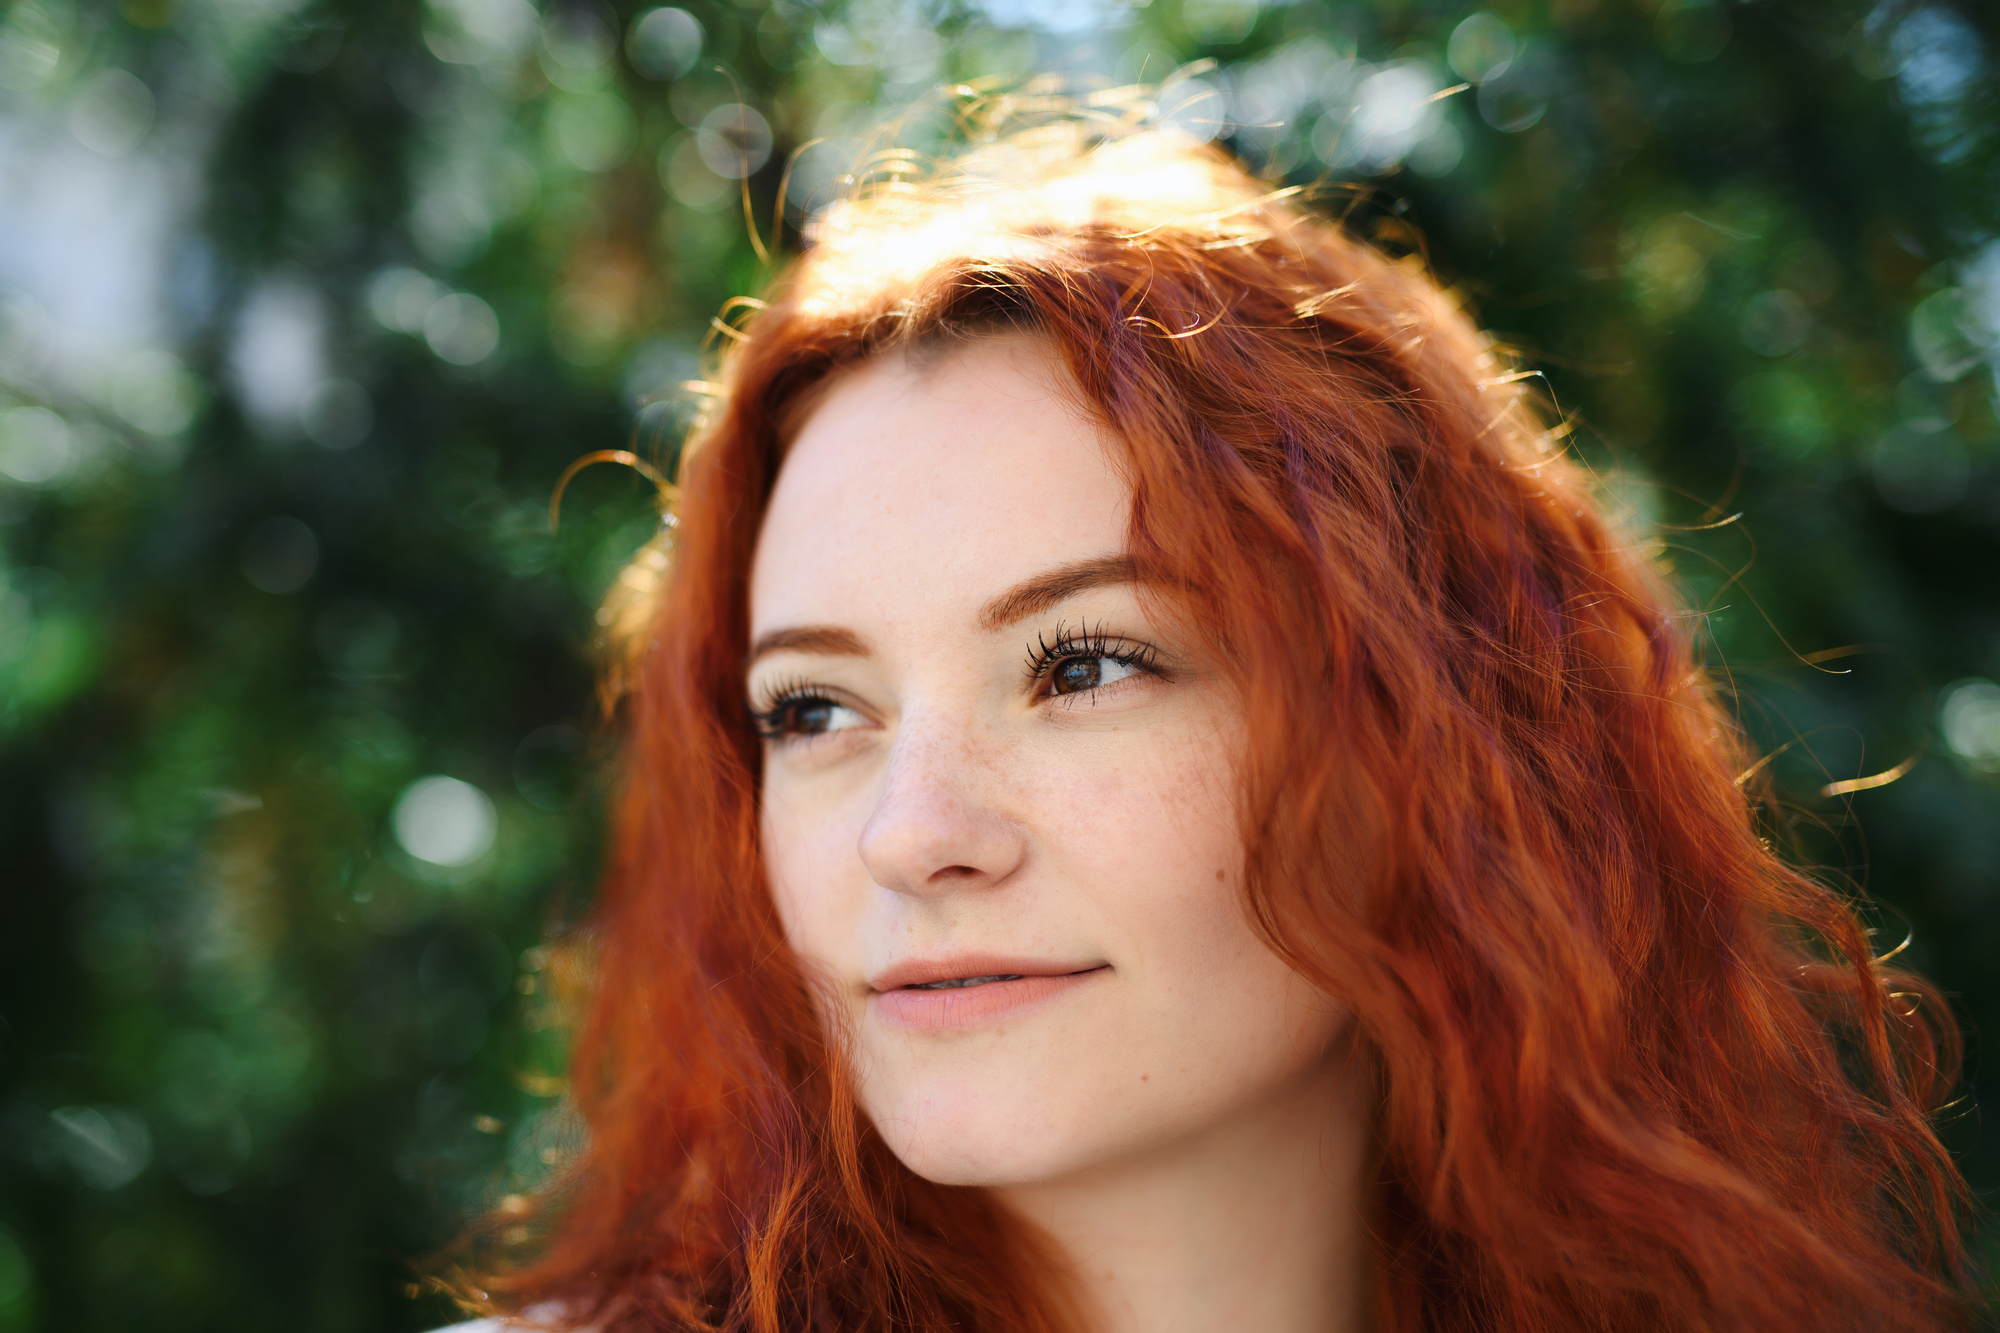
top-left (1054, 657), bottom-right (1101, 695)
top-left (796, 700), bottom-right (834, 732)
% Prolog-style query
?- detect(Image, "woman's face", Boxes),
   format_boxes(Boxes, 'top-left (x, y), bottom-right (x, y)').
top-left (749, 337), bottom-right (1349, 1188)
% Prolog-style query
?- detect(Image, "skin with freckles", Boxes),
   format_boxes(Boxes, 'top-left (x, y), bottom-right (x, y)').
top-left (748, 337), bottom-right (1372, 1333)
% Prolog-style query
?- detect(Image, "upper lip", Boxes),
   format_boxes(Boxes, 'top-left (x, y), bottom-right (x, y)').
top-left (868, 955), bottom-right (1107, 993)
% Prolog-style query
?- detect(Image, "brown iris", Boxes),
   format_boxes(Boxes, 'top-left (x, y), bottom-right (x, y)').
top-left (1050, 656), bottom-right (1104, 696)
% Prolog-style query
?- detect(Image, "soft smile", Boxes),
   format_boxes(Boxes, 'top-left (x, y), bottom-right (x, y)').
top-left (869, 958), bottom-right (1109, 1032)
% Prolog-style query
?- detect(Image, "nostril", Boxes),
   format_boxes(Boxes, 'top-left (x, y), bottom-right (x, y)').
top-left (930, 864), bottom-right (981, 883)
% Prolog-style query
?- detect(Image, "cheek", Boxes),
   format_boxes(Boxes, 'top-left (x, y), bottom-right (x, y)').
top-left (1042, 715), bottom-right (1245, 892)
top-left (759, 778), bottom-right (849, 964)
top-left (1046, 720), bottom-right (1335, 1054)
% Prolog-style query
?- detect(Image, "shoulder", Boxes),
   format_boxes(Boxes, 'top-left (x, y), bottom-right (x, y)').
top-left (427, 1316), bottom-right (578, 1333)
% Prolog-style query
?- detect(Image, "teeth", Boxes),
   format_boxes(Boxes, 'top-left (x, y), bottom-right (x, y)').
top-left (912, 974), bottom-right (1023, 990)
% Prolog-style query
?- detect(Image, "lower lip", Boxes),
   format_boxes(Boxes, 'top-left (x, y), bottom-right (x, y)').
top-left (872, 969), bottom-right (1106, 1032)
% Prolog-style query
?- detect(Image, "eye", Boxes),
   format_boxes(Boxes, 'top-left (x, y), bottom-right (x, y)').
top-left (754, 692), bottom-right (868, 741)
top-left (1048, 654), bottom-right (1141, 697)
top-left (1025, 623), bottom-right (1163, 702)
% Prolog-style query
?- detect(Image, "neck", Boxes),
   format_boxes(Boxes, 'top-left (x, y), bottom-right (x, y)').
top-left (992, 1049), bottom-right (1373, 1333)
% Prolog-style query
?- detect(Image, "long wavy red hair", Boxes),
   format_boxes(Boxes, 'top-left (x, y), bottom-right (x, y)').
top-left (469, 124), bottom-right (1977, 1331)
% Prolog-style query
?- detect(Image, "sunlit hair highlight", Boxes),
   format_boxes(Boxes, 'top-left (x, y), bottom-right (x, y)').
top-left (469, 118), bottom-right (1977, 1332)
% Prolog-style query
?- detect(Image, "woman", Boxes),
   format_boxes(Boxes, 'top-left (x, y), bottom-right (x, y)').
top-left (448, 119), bottom-right (1976, 1331)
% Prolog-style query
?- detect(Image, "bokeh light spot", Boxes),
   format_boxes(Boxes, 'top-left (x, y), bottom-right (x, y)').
top-left (107, 350), bottom-right (201, 437)
top-left (366, 266), bottom-right (445, 334)
top-left (669, 67), bottom-right (734, 128)
top-left (1629, 216), bottom-right (1712, 320)
top-left (1909, 288), bottom-right (1986, 382)
top-left (663, 135), bottom-right (731, 211)
top-left (1409, 121), bottom-right (1464, 177)
top-left (423, 293), bottom-right (500, 365)
top-left (413, 191), bottom-right (494, 266)
top-left (230, 278), bottom-right (327, 440)
top-left (0, 3), bottom-right (66, 93)
top-left (48, 1106), bottom-right (151, 1190)
top-left (0, 407), bottom-right (73, 486)
top-left (1346, 63), bottom-right (1442, 167)
top-left (1476, 42), bottom-right (1553, 134)
top-left (423, 0), bottom-right (538, 65)
top-left (67, 68), bottom-right (154, 157)
top-left (696, 103), bottom-right (772, 179)
top-left (1182, 0), bottom-right (1260, 47)
top-left (551, 93), bottom-right (636, 173)
top-left (393, 775), bottom-right (498, 867)
top-left (627, 6), bottom-right (702, 80)
top-left (1448, 13), bottom-right (1515, 84)
top-left (1941, 679), bottom-right (2000, 772)
top-left (543, 4), bottom-right (616, 69)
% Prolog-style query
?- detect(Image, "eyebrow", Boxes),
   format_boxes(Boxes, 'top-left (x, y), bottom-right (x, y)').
top-left (976, 554), bottom-right (1139, 632)
top-left (746, 555), bottom-right (1141, 670)
top-left (746, 625), bottom-right (870, 667)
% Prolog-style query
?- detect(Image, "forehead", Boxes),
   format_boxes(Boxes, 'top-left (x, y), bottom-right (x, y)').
top-left (749, 337), bottom-right (1130, 635)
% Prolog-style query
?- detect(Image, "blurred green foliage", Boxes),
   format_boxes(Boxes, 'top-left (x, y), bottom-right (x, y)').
top-left (0, 0), bottom-right (1996, 1327)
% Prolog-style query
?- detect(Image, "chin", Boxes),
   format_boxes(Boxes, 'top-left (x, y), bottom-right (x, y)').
top-left (861, 1074), bottom-right (1106, 1188)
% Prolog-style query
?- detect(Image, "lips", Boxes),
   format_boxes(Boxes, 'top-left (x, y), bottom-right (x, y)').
top-left (868, 956), bottom-right (1107, 1032)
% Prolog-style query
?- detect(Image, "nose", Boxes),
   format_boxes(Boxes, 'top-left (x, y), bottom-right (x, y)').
top-left (856, 725), bottom-right (1025, 898)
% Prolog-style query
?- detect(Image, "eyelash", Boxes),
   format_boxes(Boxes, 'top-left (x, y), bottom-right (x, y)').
top-left (749, 626), bottom-right (1164, 743)
top-left (749, 674), bottom-right (840, 741)
top-left (1023, 621), bottom-right (1162, 693)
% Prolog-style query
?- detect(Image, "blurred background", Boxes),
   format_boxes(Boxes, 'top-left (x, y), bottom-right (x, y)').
top-left (0, 0), bottom-right (1996, 1326)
